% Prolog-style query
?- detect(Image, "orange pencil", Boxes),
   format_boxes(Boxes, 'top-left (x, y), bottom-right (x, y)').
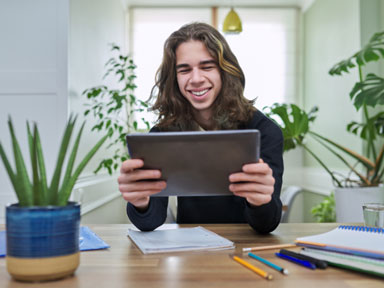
top-left (232, 256), bottom-right (273, 280)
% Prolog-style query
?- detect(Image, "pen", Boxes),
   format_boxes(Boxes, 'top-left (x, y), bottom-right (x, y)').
top-left (243, 243), bottom-right (296, 252)
top-left (275, 253), bottom-right (316, 270)
top-left (232, 256), bottom-right (273, 280)
top-left (248, 252), bottom-right (289, 275)
top-left (279, 249), bottom-right (328, 269)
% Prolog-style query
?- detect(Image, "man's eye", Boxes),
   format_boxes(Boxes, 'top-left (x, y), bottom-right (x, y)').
top-left (177, 69), bottom-right (191, 74)
top-left (202, 66), bottom-right (214, 70)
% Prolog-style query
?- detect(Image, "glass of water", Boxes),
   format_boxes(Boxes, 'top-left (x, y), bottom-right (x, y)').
top-left (363, 203), bottom-right (384, 228)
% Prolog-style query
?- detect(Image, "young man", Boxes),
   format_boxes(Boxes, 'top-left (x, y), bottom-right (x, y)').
top-left (118, 22), bottom-right (284, 233)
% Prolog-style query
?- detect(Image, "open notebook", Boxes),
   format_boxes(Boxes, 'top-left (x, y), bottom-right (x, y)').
top-left (127, 226), bottom-right (235, 254)
top-left (296, 225), bottom-right (384, 259)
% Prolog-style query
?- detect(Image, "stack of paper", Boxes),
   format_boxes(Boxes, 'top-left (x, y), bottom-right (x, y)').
top-left (127, 226), bottom-right (235, 254)
top-left (295, 225), bottom-right (384, 277)
top-left (301, 247), bottom-right (384, 277)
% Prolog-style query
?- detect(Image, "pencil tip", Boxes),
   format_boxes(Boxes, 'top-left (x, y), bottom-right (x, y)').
top-left (283, 269), bottom-right (289, 275)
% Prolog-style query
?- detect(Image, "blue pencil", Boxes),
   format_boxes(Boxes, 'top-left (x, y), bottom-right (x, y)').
top-left (275, 252), bottom-right (316, 270)
top-left (248, 252), bottom-right (289, 275)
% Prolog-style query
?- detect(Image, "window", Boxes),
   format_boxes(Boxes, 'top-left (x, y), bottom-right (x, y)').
top-left (218, 8), bottom-right (299, 109)
top-left (130, 7), bottom-right (298, 128)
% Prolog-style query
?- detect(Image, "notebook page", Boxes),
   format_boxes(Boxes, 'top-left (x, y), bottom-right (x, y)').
top-left (127, 226), bottom-right (234, 254)
top-left (301, 248), bottom-right (384, 277)
top-left (296, 226), bottom-right (384, 253)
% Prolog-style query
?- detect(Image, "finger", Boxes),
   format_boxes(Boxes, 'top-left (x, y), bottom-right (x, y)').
top-left (229, 173), bottom-right (275, 185)
top-left (120, 159), bottom-right (144, 173)
top-left (242, 163), bottom-right (272, 174)
top-left (119, 180), bottom-right (167, 193)
top-left (229, 182), bottom-right (274, 195)
top-left (233, 192), bottom-right (272, 206)
top-left (119, 169), bottom-right (163, 184)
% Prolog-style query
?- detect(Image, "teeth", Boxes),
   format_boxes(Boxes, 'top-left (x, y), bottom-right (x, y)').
top-left (191, 89), bottom-right (209, 96)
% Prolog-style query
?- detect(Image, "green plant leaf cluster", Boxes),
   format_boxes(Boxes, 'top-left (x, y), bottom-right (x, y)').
top-left (268, 30), bottom-right (384, 189)
top-left (329, 31), bottom-right (384, 76)
top-left (0, 116), bottom-right (109, 207)
top-left (266, 31), bottom-right (384, 222)
top-left (83, 44), bottom-right (150, 175)
top-left (264, 103), bottom-right (317, 152)
top-left (311, 192), bottom-right (336, 223)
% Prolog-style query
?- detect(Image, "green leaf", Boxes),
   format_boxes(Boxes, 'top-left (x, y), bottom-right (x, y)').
top-left (57, 132), bottom-right (109, 205)
top-left (350, 73), bottom-right (384, 110)
top-left (0, 141), bottom-right (21, 202)
top-left (27, 122), bottom-right (40, 205)
top-left (49, 115), bottom-right (76, 204)
top-left (264, 103), bottom-right (316, 152)
top-left (8, 117), bottom-right (33, 206)
top-left (59, 122), bottom-right (86, 202)
top-left (329, 31), bottom-right (384, 75)
top-left (34, 124), bottom-right (49, 205)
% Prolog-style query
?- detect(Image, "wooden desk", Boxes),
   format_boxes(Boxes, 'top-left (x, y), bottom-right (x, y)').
top-left (0, 223), bottom-right (382, 287)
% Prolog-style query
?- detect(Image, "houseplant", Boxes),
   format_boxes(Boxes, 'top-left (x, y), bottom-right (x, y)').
top-left (83, 44), bottom-right (150, 175)
top-left (266, 30), bottom-right (384, 222)
top-left (0, 116), bottom-right (109, 281)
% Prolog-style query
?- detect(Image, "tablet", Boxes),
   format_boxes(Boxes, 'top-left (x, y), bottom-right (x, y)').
top-left (125, 130), bottom-right (260, 197)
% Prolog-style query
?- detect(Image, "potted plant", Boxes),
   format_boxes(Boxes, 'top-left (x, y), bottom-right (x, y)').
top-left (265, 30), bottom-right (384, 222)
top-left (0, 116), bottom-right (109, 281)
top-left (83, 44), bottom-right (150, 175)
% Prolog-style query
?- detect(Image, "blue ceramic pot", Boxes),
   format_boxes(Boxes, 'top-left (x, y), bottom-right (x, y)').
top-left (6, 202), bottom-right (80, 282)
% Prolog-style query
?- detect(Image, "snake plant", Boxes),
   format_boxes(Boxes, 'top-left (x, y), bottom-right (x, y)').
top-left (0, 115), bottom-right (109, 206)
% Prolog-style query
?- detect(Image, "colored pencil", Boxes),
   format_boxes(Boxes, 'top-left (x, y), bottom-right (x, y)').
top-left (248, 252), bottom-right (289, 275)
top-left (275, 253), bottom-right (316, 270)
top-left (242, 244), bottom-right (296, 252)
top-left (232, 256), bottom-right (273, 280)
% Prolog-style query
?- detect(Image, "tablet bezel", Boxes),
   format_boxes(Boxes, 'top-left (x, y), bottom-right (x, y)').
top-left (125, 130), bottom-right (260, 197)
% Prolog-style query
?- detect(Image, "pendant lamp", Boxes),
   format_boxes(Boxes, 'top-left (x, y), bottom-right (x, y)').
top-left (222, 7), bottom-right (242, 34)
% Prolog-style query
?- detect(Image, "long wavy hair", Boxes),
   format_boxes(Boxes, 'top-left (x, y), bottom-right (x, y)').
top-left (149, 22), bottom-right (255, 131)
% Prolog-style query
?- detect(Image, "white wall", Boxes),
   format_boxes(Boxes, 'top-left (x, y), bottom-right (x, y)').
top-left (0, 0), bottom-right (130, 224)
top-left (69, 0), bottom-right (130, 223)
top-left (0, 0), bottom-right (69, 223)
top-left (303, 0), bottom-right (362, 170)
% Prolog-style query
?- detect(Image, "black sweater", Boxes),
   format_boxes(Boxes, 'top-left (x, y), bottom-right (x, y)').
top-left (127, 110), bottom-right (284, 233)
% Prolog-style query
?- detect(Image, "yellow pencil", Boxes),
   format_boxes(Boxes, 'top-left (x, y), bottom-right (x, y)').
top-left (232, 256), bottom-right (273, 280)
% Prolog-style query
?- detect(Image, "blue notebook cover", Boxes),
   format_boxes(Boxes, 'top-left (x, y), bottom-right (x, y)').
top-left (0, 226), bottom-right (109, 257)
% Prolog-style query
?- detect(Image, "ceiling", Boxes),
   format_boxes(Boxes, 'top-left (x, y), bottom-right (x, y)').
top-left (123, 0), bottom-right (316, 11)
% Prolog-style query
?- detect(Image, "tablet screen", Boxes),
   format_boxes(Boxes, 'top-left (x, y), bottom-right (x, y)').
top-left (126, 130), bottom-right (260, 197)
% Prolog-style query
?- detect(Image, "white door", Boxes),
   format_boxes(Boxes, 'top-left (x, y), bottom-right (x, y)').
top-left (0, 0), bottom-right (69, 222)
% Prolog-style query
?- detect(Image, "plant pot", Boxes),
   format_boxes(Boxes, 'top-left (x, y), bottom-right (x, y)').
top-left (6, 201), bottom-right (80, 282)
top-left (335, 186), bottom-right (384, 223)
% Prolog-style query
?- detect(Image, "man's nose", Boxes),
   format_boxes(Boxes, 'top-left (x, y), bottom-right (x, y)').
top-left (190, 68), bottom-right (204, 83)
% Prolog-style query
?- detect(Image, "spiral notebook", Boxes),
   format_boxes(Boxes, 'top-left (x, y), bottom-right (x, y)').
top-left (296, 225), bottom-right (384, 259)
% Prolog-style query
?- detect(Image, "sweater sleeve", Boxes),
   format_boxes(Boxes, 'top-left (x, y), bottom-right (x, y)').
top-left (243, 112), bottom-right (284, 233)
top-left (127, 197), bottom-right (168, 231)
top-left (126, 126), bottom-right (168, 231)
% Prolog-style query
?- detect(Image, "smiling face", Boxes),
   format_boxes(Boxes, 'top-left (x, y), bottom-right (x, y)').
top-left (175, 40), bottom-right (222, 126)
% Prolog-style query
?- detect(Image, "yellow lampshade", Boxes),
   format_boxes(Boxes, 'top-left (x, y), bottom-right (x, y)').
top-left (223, 8), bottom-right (242, 34)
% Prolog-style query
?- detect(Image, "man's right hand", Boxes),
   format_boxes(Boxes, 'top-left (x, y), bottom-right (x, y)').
top-left (118, 159), bottom-right (167, 212)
